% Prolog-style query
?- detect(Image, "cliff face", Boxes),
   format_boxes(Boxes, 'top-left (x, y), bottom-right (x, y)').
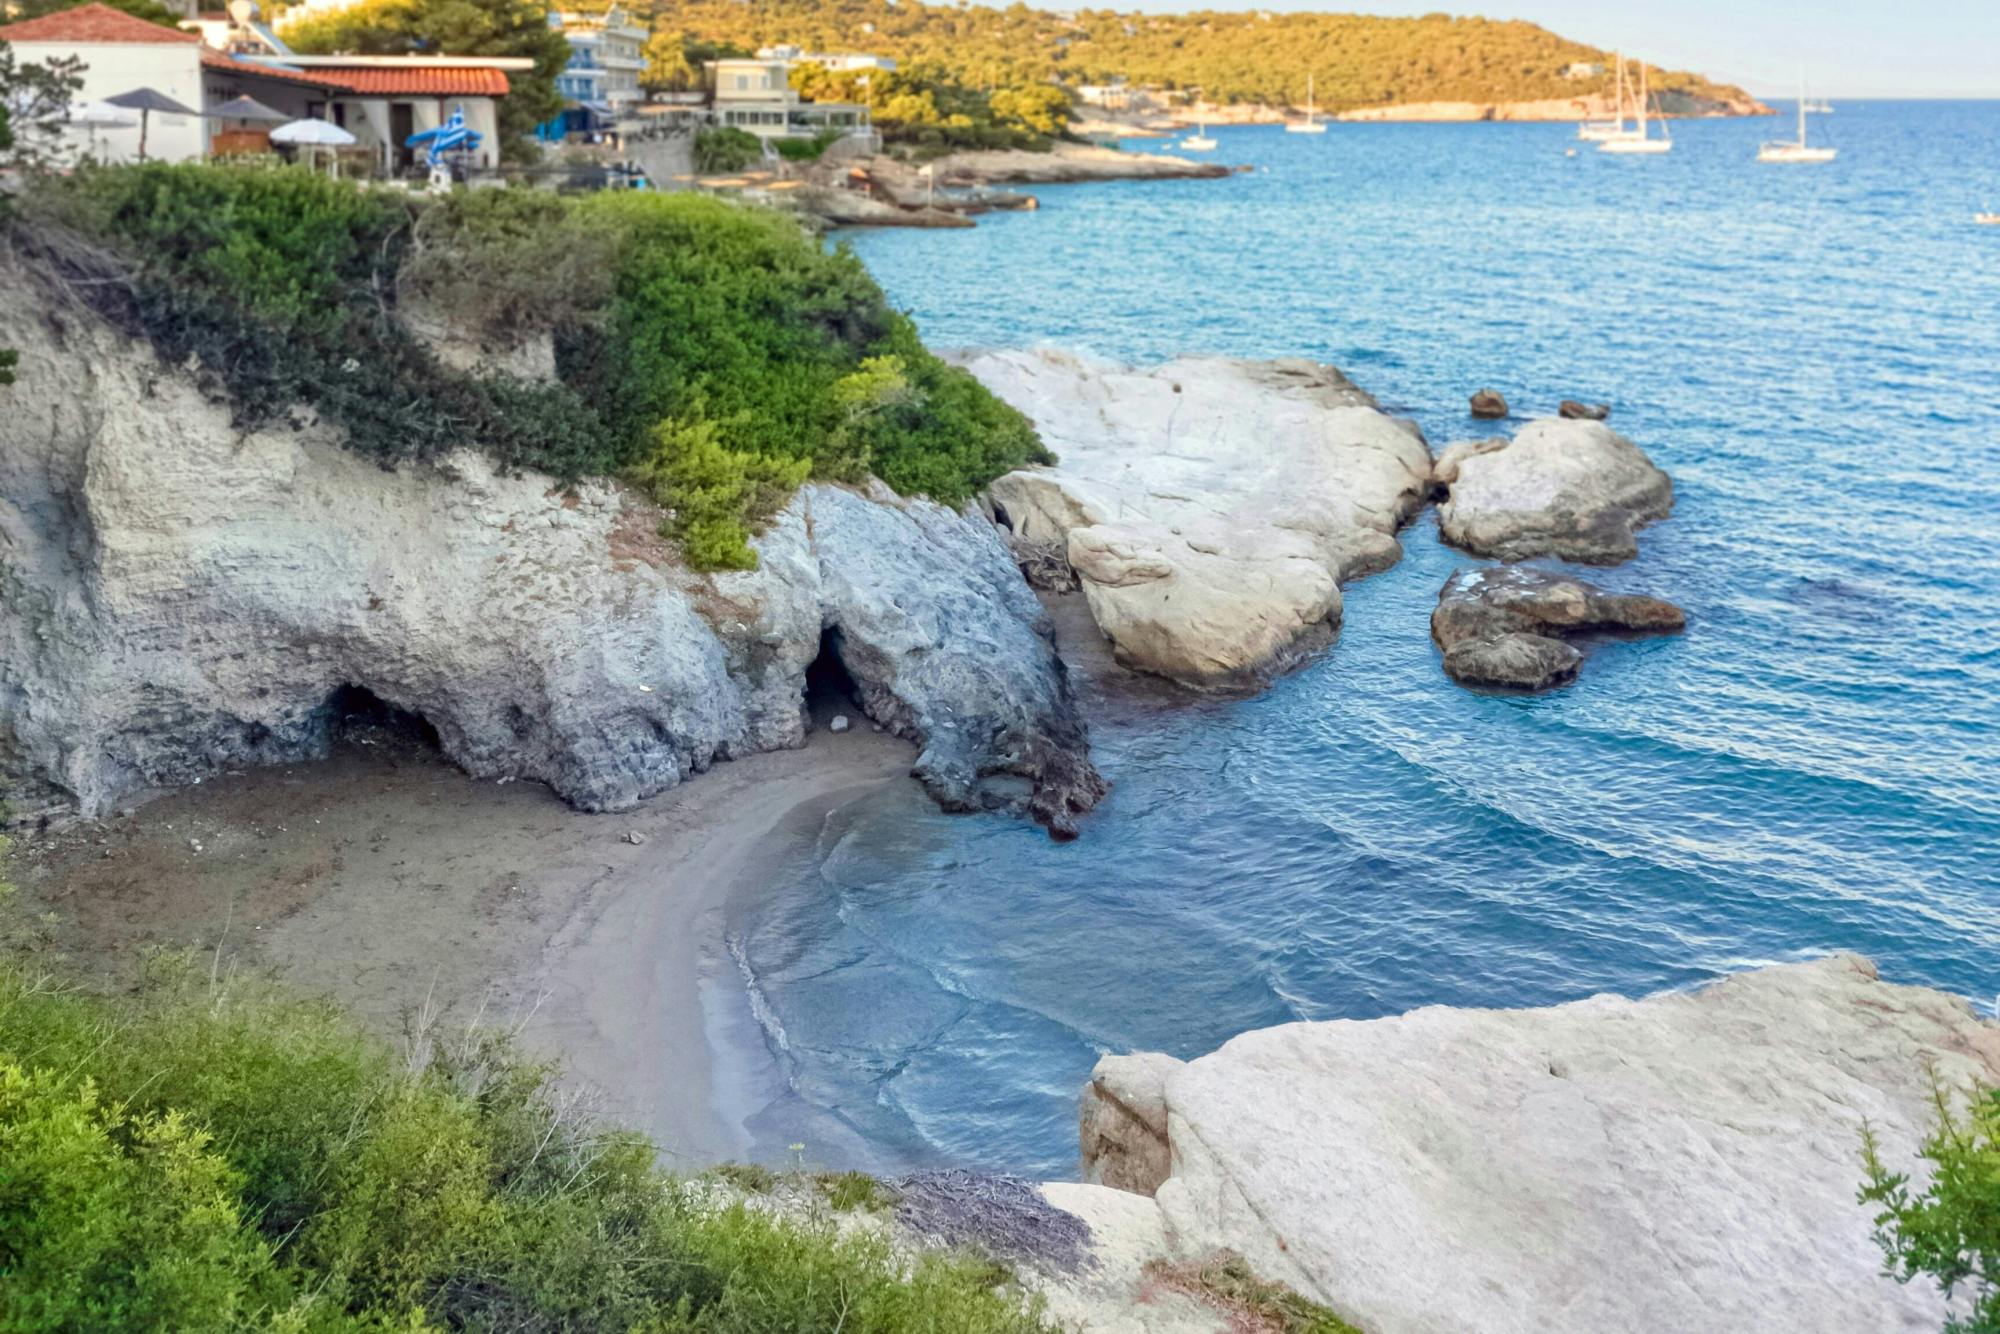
top-left (0, 258), bottom-right (1103, 835)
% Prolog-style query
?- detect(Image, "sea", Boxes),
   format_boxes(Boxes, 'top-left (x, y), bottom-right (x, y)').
top-left (718, 102), bottom-right (2000, 1178)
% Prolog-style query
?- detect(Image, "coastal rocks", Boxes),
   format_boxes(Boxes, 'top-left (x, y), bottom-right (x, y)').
top-left (961, 349), bottom-right (1432, 688)
top-left (0, 258), bottom-right (1102, 836)
top-left (876, 143), bottom-right (1231, 187)
top-left (1559, 398), bottom-right (1611, 420)
top-left (1431, 566), bottom-right (1685, 689)
top-left (1469, 387), bottom-right (1509, 419)
top-left (1434, 418), bottom-right (1674, 564)
top-left (1078, 955), bottom-right (2000, 1334)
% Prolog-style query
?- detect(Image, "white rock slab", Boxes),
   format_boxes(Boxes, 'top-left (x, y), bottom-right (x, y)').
top-left (1080, 956), bottom-right (2000, 1334)
top-left (962, 349), bottom-right (1432, 688)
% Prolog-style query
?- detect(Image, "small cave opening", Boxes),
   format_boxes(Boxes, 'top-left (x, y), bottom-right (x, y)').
top-left (803, 628), bottom-right (862, 734)
top-left (323, 684), bottom-right (441, 754)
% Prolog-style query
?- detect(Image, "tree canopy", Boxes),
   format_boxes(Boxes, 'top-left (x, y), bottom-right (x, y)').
top-left (629, 0), bottom-right (1751, 112)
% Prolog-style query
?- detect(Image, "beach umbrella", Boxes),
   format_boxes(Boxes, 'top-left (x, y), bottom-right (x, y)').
top-left (404, 105), bottom-right (482, 168)
top-left (104, 86), bottom-right (201, 162)
top-left (66, 99), bottom-right (138, 161)
top-left (271, 116), bottom-right (357, 176)
top-left (209, 95), bottom-right (289, 125)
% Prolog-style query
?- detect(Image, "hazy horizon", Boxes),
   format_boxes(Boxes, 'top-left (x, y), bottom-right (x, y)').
top-left (1104, 1), bottom-right (2000, 101)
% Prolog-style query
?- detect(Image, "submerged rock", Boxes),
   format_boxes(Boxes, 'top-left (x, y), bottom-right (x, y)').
top-left (1559, 398), bottom-right (1611, 421)
top-left (1434, 418), bottom-right (1674, 564)
top-left (961, 349), bottom-right (1432, 689)
top-left (1431, 566), bottom-right (1685, 689)
top-left (0, 256), bottom-right (1102, 836)
top-left (1469, 387), bottom-right (1509, 419)
top-left (1077, 955), bottom-right (2000, 1334)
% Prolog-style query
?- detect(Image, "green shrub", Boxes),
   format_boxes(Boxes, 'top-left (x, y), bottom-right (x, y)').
top-left (1861, 1079), bottom-right (2000, 1333)
top-left (773, 128), bottom-right (846, 162)
top-left (694, 125), bottom-right (765, 174)
top-left (0, 958), bottom-right (1050, 1332)
top-left (17, 165), bottom-right (1049, 572)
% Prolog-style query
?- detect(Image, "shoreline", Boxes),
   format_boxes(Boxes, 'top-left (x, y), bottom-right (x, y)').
top-left (8, 713), bottom-right (919, 1167)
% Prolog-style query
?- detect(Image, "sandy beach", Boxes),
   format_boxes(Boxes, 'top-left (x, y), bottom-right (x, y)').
top-left (9, 704), bottom-right (917, 1165)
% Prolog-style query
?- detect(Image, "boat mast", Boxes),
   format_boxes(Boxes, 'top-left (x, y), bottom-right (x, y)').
top-left (1637, 62), bottom-right (1648, 138)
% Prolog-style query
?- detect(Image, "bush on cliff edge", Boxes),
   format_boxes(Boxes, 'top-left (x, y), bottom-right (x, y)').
top-left (15, 165), bottom-right (1048, 571)
top-left (0, 949), bottom-right (1050, 1332)
top-left (1862, 1080), bottom-right (2000, 1333)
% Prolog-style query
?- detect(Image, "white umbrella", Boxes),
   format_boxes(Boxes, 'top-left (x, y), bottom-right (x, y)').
top-left (271, 116), bottom-right (357, 177)
top-left (66, 99), bottom-right (138, 161)
top-left (270, 116), bottom-right (356, 146)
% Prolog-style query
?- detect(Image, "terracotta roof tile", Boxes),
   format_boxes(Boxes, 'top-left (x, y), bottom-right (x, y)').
top-left (199, 49), bottom-right (342, 87)
top-left (0, 2), bottom-right (198, 44)
top-left (316, 66), bottom-right (510, 97)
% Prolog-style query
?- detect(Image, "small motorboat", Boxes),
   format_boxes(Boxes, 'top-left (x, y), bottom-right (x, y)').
top-left (1977, 212), bottom-right (2000, 226)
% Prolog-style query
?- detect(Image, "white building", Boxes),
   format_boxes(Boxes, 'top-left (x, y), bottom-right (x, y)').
top-left (754, 45), bottom-right (896, 75)
top-left (553, 6), bottom-right (646, 112)
top-left (0, 3), bottom-right (525, 172)
top-left (709, 55), bottom-right (871, 143)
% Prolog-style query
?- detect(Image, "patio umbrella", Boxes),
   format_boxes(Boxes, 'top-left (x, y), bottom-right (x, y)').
top-left (66, 99), bottom-right (138, 160)
top-left (209, 95), bottom-right (289, 125)
top-left (104, 86), bottom-right (202, 162)
top-left (271, 116), bottom-right (356, 176)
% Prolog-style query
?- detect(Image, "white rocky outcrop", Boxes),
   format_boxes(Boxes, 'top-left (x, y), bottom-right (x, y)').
top-left (960, 349), bottom-right (1433, 688)
top-left (1434, 419), bottom-right (1673, 564)
top-left (1076, 955), bottom-right (2000, 1334)
top-left (0, 258), bottom-right (1103, 834)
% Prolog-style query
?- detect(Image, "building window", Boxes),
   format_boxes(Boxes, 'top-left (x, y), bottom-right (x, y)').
top-left (734, 74), bottom-right (748, 91)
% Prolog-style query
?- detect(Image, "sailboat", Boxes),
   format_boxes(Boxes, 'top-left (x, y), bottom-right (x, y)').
top-left (1599, 60), bottom-right (1672, 155)
top-left (1759, 81), bottom-right (1837, 163)
top-left (1803, 97), bottom-right (1834, 114)
top-left (1578, 55), bottom-right (1631, 141)
top-left (1180, 119), bottom-right (1217, 151)
top-left (1286, 74), bottom-right (1327, 134)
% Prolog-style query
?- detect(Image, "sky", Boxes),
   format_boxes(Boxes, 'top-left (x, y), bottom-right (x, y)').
top-left (1109, 1), bottom-right (2000, 100)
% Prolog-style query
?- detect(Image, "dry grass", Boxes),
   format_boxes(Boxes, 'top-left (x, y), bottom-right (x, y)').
top-left (1143, 1251), bottom-right (1364, 1334)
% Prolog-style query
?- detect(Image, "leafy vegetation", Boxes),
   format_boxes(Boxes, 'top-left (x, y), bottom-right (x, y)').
top-left (790, 61), bottom-right (1067, 151)
top-left (278, 0), bottom-right (572, 160)
top-left (693, 123), bottom-right (764, 173)
top-left (639, 0), bottom-right (1753, 114)
top-left (1145, 1252), bottom-right (1363, 1334)
top-left (0, 0), bottom-right (183, 28)
top-left (1861, 1079), bottom-right (2000, 1333)
top-left (0, 951), bottom-right (1053, 1331)
top-left (15, 164), bottom-right (1046, 570)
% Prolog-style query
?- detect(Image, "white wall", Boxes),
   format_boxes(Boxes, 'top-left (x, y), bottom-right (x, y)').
top-left (12, 41), bottom-right (206, 163)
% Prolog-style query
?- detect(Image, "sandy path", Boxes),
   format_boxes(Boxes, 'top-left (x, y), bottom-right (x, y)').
top-left (10, 719), bottom-right (913, 1162)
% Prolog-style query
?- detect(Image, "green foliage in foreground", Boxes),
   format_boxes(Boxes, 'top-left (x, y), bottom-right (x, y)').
top-left (0, 956), bottom-right (1051, 1332)
top-left (17, 164), bottom-right (1047, 570)
top-left (1862, 1080), bottom-right (2000, 1333)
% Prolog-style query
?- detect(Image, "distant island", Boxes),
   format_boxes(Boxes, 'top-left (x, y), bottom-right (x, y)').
top-left (644, 0), bottom-right (1766, 120)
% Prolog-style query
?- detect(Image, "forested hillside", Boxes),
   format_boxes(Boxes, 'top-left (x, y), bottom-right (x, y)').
top-left (645, 0), bottom-right (1753, 112)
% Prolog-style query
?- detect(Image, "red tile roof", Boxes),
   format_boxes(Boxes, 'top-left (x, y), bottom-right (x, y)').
top-left (315, 65), bottom-right (511, 97)
top-left (199, 49), bottom-right (343, 88)
top-left (0, 2), bottom-right (198, 43)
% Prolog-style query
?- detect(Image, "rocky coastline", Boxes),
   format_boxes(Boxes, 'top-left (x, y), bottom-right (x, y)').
top-left (0, 256), bottom-right (1104, 837)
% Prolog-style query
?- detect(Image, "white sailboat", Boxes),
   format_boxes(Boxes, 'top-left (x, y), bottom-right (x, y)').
top-left (1803, 97), bottom-right (1834, 114)
top-left (1599, 60), bottom-right (1672, 155)
top-left (1759, 82), bottom-right (1837, 163)
top-left (1286, 74), bottom-right (1327, 134)
top-left (1180, 119), bottom-right (1217, 151)
top-left (1578, 55), bottom-right (1631, 141)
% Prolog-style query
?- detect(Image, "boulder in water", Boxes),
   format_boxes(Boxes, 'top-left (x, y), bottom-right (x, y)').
top-left (1559, 398), bottom-right (1612, 421)
top-left (961, 349), bottom-right (1432, 689)
top-left (1431, 566), bottom-right (1684, 689)
top-left (1469, 388), bottom-right (1509, 419)
top-left (1434, 418), bottom-right (1673, 564)
top-left (1076, 955), bottom-right (2000, 1334)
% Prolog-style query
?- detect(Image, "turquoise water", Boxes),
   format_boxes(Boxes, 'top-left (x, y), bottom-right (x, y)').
top-left (729, 103), bottom-right (2000, 1177)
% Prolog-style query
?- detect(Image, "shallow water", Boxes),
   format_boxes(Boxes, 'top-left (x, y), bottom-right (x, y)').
top-left (727, 103), bottom-right (2000, 1177)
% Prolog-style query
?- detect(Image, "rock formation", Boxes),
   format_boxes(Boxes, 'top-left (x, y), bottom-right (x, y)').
top-left (1431, 566), bottom-right (1684, 689)
top-left (1076, 955), bottom-right (2000, 1334)
top-left (1559, 398), bottom-right (1611, 421)
top-left (1469, 388), bottom-right (1509, 419)
top-left (960, 349), bottom-right (1433, 688)
top-left (0, 256), bottom-right (1103, 836)
top-left (1434, 418), bottom-right (1673, 564)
